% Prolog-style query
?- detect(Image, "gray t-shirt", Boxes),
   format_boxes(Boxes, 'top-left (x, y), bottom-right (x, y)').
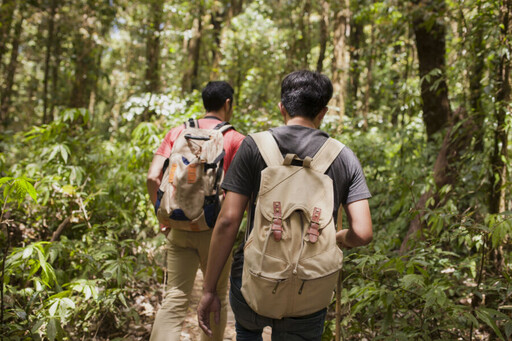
top-left (221, 125), bottom-right (371, 278)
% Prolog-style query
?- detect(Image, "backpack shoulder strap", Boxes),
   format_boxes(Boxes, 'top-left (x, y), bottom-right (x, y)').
top-left (250, 131), bottom-right (284, 167)
top-left (310, 138), bottom-right (345, 173)
top-left (214, 121), bottom-right (233, 134)
top-left (185, 118), bottom-right (199, 129)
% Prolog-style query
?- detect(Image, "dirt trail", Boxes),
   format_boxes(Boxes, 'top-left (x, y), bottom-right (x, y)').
top-left (179, 270), bottom-right (271, 341)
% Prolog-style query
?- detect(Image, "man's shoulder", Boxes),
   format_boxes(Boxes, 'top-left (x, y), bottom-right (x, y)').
top-left (225, 127), bottom-right (245, 138)
top-left (165, 124), bottom-right (186, 140)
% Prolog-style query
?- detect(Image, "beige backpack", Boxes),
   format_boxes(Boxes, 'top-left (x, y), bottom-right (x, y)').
top-left (155, 119), bottom-right (232, 231)
top-left (241, 131), bottom-right (345, 319)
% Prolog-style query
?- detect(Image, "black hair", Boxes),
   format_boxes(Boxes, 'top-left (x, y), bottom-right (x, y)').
top-left (280, 70), bottom-right (333, 119)
top-left (202, 81), bottom-right (234, 112)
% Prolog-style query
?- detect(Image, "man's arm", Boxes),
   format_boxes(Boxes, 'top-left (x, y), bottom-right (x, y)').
top-left (146, 154), bottom-right (167, 205)
top-left (336, 199), bottom-right (373, 248)
top-left (197, 191), bottom-right (249, 337)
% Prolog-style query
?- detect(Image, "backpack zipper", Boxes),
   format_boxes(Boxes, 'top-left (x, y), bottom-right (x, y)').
top-left (298, 280), bottom-right (306, 294)
top-left (272, 280), bottom-right (284, 294)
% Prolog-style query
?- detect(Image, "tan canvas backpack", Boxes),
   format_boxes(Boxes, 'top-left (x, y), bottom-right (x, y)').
top-left (241, 131), bottom-right (345, 319)
top-left (155, 119), bottom-right (232, 231)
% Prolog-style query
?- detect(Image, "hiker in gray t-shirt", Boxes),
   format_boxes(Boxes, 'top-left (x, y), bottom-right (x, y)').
top-left (198, 70), bottom-right (373, 341)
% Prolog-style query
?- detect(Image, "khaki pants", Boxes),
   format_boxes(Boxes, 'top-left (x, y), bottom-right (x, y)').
top-left (150, 229), bottom-right (231, 341)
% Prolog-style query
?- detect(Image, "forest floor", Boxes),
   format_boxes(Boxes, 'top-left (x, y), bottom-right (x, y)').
top-left (177, 270), bottom-right (272, 340)
top-left (128, 269), bottom-right (271, 341)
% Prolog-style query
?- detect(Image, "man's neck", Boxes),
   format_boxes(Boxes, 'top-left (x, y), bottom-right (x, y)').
top-left (204, 112), bottom-right (224, 121)
top-left (285, 116), bottom-right (316, 129)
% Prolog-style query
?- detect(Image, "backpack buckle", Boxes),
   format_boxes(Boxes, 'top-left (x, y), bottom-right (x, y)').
top-left (272, 202), bottom-right (282, 241)
top-left (307, 207), bottom-right (322, 243)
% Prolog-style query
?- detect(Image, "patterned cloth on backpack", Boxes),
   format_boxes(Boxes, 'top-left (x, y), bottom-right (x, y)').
top-left (155, 119), bottom-right (232, 231)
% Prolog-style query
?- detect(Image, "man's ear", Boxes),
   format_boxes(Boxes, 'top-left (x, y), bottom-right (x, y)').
top-left (278, 102), bottom-right (288, 122)
top-left (314, 107), bottom-right (328, 128)
top-left (224, 98), bottom-right (233, 121)
top-left (224, 98), bottom-right (231, 111)
top-left (318, 107), bottom-right (328, 121)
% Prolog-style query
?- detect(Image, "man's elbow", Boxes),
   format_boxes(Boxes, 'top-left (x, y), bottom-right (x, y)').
top-left (214, 209), bottom-right (243, 235)
top-left (353, 225), bottom-right (373, 247)
top-left (361, 231), bottom-right (373, 245)
top-left (147, 174), bottom-right (159, 187)
top-left (215, 214), bottom-right (235, 232)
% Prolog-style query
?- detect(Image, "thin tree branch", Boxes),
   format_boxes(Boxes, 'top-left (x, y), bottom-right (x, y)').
top-left (50, 216), bottom-right (71, 242)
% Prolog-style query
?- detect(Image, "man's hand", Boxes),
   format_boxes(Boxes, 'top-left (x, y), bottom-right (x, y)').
top-left (197, 191), bottom-right (248, 336)
top-left (336, 229), bottom-right (352, 249)
top-left (160, 224), bottom-right (170, 237)
top-left (197, 291), bottom-right (221, 337)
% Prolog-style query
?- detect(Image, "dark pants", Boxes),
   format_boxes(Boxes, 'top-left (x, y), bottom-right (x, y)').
top-left (229, 276), bottom-right (327, 341)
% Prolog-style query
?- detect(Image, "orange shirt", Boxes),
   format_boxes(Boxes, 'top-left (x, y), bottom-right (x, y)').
top-left (155, 117), bottom-right (245, 172)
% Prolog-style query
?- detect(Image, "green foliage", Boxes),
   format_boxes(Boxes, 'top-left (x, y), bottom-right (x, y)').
top-left (0, 109), bottom-right (164, 339)
top-left (322, 119), bottom-right (512, 340)
top-left (1, 0), bottom-right (511, 339)
top-left (0, 177), bottom-right (37, 206)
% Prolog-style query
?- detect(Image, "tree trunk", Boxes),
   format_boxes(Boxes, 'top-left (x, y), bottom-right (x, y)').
top-left (347, 10), bottom-right (363, 112)
top-left (228, 0), bottom-right (244, 22)
top-left (210, 8), bottom-right (224, 79)
top-left (412, 0), bottom-right (450, 138)
top-left (50, 24), bottom-right (62, 119)
top-left (0, 14), bottom-right (23, 127)
top-left (489, 0), bottom-right (511, 215)
top-left (361, 26), bottom-right (374, 131)
top-left (469, 0), bottom-right (486, 151)
top-left (88, 46), bottom-right (103, 120)
top-left (400, 107), bottom-right (477, 252)
top-left (400, 26), bottom-right (414, 126)
top-left (182, 3), bottom-right (203, 93)
top-left (191, 5), bottom-right (203, 92)
top-left (401, 0), bottom-right (469, 252)
top-left (0, 0), bottom-right (16, 68)
top-left (331, 0), bottom-right (350, 121)
top-left (43, 0), bottom-right (58, 124)
top-left (69, 11), bottom-right (105, 112)
top-left (144, 0), bottom-right (163, 94)
top-left (69, 34), bottom-right (96, 108)
top-left (316, 0), bottom-right (329, 73)
top-left (296, 0), bottom-right (311, 68)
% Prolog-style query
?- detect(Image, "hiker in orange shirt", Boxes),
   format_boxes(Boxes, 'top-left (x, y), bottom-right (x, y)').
top-left (147, 81), bottom-right (245, 341)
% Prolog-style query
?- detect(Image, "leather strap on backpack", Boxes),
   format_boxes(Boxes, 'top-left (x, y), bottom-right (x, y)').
top-left (271, 201), bottom-right (283, 241)
top-left (307, 207), bottom-right (322, 243)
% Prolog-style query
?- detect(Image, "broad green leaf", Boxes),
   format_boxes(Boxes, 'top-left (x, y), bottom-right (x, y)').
top-left (47, 318), bottom-right (57, 341)
top-left (476, 308), bottom-right (505, 341)
top-left (48, 300), bottom-right (59, 317)
top-left (22, 246), bottom-right (33, 259)
top-left (505, 320), bottom-right (512, 339)
top-left (0, 177), bottom-right (13, 187)
top-left (49, 290), bottom-right (72, 299)
top-left (31, 319), bottom-right (44, 334)
top-left (400, 274), bottom-right (425, 290)
top-left (62, 185), bottom-right (76, 195)
top-left (118, 292), bottom-right (128, 308)
top-left (60, 145), bottom-right (69, 164)
top-left (35, 279), bottom-right (43, 292)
